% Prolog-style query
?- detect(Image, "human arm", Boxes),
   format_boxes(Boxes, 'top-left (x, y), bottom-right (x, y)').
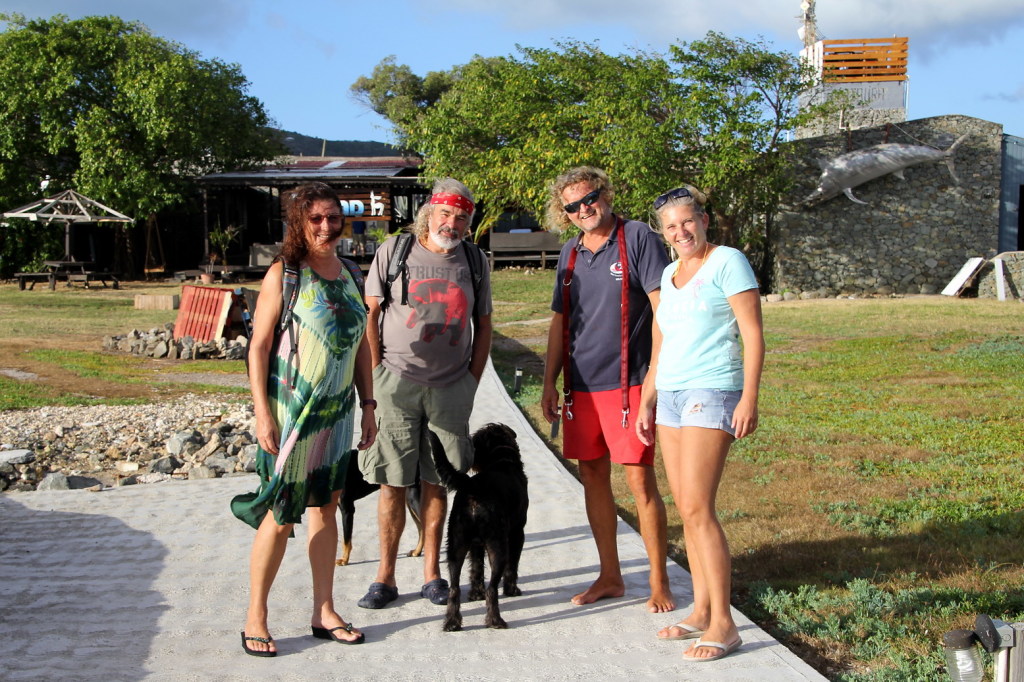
top-left (635, 289), bottom-right (662, 446)
top-left (248, 262), bottom-right (285, 455)
top-left (541, 313), bottom-right (564, 424)
top-left (469, 313), bottom-right (492, 383)
top-left (353, 330), bottom-right (377, 450)
top-left (728, 288), bottom-right (764, 439)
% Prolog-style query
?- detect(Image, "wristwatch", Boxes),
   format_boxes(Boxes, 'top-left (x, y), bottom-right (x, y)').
top-left (360, 399), bottom-right (378, 409)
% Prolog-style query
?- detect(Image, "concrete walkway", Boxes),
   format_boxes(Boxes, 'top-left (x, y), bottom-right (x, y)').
top-left (0, 361), bottom-right (824, 681)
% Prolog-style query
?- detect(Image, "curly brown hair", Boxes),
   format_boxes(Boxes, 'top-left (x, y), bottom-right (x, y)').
top-left (279, 182), bottom-right (341, 264)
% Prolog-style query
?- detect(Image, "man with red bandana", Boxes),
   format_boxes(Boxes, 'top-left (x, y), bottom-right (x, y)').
top-left (541, 166), bottom-right (675, 613)
top-left (357, 178), bottom-right (493, 609)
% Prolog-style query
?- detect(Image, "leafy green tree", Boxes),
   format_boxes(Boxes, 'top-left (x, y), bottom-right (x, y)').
top-left (0, 13), bottom-right (282, 275)
top-left (356, 43), bottom-right (687, 234)
top-left (350, 56), bottom-right (454, 150)
top-left (668, 32), bottom-right (845, 264)
top-left (353, 34), bottom-right (844, 283)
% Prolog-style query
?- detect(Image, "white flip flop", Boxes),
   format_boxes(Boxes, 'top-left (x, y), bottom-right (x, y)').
top-left (682, 637), bottom-right (743, 662)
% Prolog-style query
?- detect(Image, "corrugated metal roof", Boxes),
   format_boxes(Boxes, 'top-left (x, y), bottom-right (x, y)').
top-left (199, 155), bottom-right (423, 186)
top-left (200, 167), bottom-right (422, 186)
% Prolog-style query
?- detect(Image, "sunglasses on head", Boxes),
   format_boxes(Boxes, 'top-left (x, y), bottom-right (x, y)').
top-left (308, 213), bottom-right (343, 225)
top-left (563, 189), bottom-right (602, 214)
top-left (652, 187), bottom-right (693, 211)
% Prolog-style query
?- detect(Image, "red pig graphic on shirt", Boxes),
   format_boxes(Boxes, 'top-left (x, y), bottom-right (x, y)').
top-left (405, 279), bottom-right (469, 345)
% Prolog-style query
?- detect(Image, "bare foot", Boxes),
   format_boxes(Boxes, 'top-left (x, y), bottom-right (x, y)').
top-left (646, 586), bottom-right (676, 613)
top-left (570, 577), bottom-right (625, 605)
top-left (656, 618), bottom-right (706, 640)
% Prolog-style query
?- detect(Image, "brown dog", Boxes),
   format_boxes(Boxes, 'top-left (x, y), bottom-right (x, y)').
top-left (336, 453), bottom-right (424, 566)
top-left (429, 423), bottom-right (529, 630)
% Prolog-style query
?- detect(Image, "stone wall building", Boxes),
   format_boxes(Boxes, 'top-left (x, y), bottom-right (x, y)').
top-left (773, 115), bottom-right (1004, 297)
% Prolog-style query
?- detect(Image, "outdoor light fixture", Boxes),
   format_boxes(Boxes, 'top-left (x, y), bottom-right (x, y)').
top-left (943, 615), bottom-right (1022, 682)
top-left (943, 629), bottom-right (983, 682)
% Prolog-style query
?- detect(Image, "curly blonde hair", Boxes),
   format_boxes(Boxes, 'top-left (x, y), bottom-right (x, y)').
top-left (544, 166), bottom-right (615, 233)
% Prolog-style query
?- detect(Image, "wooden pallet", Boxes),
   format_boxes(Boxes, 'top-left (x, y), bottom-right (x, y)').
top-left (173, 285), bottom-right (237, 342)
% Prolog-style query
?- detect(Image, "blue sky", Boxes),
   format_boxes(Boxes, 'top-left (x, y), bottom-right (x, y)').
top-left (4, 0), bottom-right (1024, 142)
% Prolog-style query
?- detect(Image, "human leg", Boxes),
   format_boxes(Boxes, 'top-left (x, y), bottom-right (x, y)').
top-left (307, 490), bottom-right (363, 641)
top-left (419, 479), bottom-right (448, 585)
top-left (671, 427), bottom-right (739, 660)
top-left (624, 463), bottom-right (674, 613)
top-left (654, 424), bottom-right (708, 638)
top-left (418, 374), bottom-right (475, 601)
top-left (243, 511), bottom-right (293, 654)
top-left (571, 455), bottom-right (626, 605)
top-left (358, 365), bottom-right (421, 607)
top-left (373, 484), bottom-right (407, 586)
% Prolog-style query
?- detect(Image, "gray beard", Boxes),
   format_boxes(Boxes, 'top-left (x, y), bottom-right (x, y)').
top-left (430, 231), bottom-right (462, 251)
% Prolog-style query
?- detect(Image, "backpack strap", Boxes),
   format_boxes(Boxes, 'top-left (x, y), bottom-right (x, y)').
top-left (339, 257), bottom-right (366, 308)
top-left (461, 240), bottom-right (486, 321)
top-left (278, 262), bottom-right (301, 389)
top-left (382, 232), bottom-right (415, 311)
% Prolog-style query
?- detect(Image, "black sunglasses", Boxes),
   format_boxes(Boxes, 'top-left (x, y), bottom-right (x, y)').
top-left (652, 187), bottom-right (693, 211)
top-left (563, 189), bottom-right (602, 214)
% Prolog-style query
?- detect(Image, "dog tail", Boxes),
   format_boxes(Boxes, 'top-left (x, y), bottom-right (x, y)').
top-left (428, 430), bottom-right (471, 493)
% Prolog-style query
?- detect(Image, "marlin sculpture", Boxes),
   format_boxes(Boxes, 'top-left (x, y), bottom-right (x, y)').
top-left (800, 134), bottom-right (968, 207)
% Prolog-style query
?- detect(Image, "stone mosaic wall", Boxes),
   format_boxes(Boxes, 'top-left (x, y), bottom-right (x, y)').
top-left (773, 115), bottom-right (1003, 296)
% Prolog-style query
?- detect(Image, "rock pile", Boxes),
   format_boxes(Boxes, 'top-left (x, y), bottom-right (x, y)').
top-left (0, 396), bottom-right (259, 492)
top-left (102, 325), bottom-right (248, 360)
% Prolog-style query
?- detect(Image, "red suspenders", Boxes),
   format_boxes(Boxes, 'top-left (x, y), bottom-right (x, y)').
top-left (560, 217), bottom-right (632, 428)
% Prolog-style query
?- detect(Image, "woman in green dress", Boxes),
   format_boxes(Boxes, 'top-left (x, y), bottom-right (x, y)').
top-left (233, 182), bottom-right (377, 656)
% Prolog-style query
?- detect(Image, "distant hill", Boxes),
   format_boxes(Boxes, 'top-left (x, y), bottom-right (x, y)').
top-left (273, 129), bottom-right (401, 157)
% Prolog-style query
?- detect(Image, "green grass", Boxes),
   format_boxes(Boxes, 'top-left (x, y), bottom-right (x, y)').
top-left (3, 275), bottom-right (1024, 681)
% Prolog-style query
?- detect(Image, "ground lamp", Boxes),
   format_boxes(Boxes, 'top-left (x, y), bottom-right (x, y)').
top-left (944, 615), bottom-right (1023, 682)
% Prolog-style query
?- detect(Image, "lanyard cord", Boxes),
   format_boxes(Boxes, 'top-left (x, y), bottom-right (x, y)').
top-left (560, 217), bottom-right (631, 427)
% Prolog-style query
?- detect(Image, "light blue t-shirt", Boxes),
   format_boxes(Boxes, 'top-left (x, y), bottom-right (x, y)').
top-left (654, 246), bottom-right (758, 391)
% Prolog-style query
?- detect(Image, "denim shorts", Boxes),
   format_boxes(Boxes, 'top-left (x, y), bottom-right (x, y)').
top-left (655, 388), bottom-right (742, 436)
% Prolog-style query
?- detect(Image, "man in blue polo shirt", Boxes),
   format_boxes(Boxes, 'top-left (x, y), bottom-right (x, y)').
top-left (541, 166), bottom-right (674, 613)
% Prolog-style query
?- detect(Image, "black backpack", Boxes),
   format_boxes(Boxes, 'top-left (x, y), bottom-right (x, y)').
top-left (381, 232), bottom-right (485, 321)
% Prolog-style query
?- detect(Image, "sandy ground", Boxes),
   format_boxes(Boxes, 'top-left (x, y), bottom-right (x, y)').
top-left (0, 360), bottom-right (824, 681)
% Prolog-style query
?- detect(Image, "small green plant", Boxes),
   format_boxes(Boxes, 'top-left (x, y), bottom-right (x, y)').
top-left (367, 225), bottom-right (391, 244)
top-left (208, 223), bottom-right (241, 267)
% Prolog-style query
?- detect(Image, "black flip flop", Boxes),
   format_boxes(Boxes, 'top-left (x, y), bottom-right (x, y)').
top-left (241, 631), bottom-right (276, 657)
top-left (311, 623), bottom-right (365, 644)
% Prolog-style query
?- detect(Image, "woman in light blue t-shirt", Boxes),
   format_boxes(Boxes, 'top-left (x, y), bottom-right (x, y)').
top-left (636, 186), bottom-right (765, 664)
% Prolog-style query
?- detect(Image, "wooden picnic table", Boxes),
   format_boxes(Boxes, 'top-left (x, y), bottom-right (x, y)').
top-left (42, 260), bottom-right (119, 290)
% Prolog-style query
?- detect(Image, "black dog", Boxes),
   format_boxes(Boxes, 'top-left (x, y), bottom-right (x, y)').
top-left (429, 423), bottom-right (529, 631)
top-left (336, 453), bottom-right (424, 566)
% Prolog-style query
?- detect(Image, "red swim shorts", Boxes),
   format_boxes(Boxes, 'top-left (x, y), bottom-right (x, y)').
top-left (561, 385), bottom-right (654, 466)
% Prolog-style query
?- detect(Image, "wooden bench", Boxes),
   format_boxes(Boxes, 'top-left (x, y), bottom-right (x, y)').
top-left (14, 272), bottom-right (56, 290)
top-left (488, 231), bottom-right (563, 269)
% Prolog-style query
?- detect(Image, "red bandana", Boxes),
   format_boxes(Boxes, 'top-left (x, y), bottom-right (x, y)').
top-left (430, 192), bottom-right (474, 214)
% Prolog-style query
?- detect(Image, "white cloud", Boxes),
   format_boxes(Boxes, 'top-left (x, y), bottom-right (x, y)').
top-left (982, 83), bottom-right (1024, 104)
top-left (446, 0), bottom-right (1024, 56)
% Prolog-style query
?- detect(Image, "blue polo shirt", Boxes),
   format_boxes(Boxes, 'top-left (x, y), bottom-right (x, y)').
top-left (550, 218), bottom-right (669, 392)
